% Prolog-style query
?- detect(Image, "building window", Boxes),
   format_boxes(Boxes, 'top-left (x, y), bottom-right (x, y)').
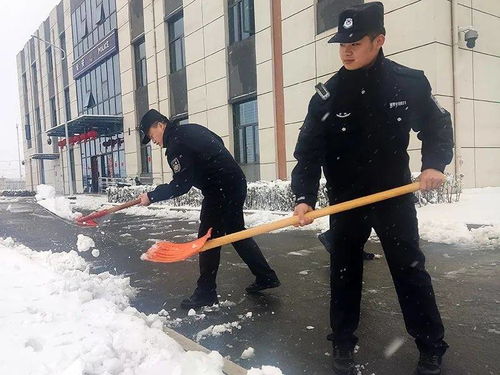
top-left (233, 98), bottom-right (259, 165)
top-left (173, 117), bottom-right (188, 126)
top-left (71, 0), bottom-right (116, 60)
top-left (25, 114), bottom-right (32, 149)
top-left (140, 144), bottom-right (152, 174)
top-left (34, 107), bottom-right (42, 134)
top-left (228, 0), bottom-right (255, 45)
top-left (76, 54), bottom-right (121, 116)
top-left (46, 47), bottom-right (54, 76)
top-left (316, 0), bottom-right (363, 35)
top-left (31, 63), bottom-right (39, 107)
top-left (168, 12), bottom-right (185, 73)
top-left (64, 87), bottom-right (71, 121)
top-left (96, 2), bottom-right (105, 25)
top-left (134, 39), bottom-right (147, 88)
top-left (50, 97), bottom-right (57, 128)
top-left (59, 32), bottom-right (67, 57)
top-left (22, 73), bottom-right (29, 109)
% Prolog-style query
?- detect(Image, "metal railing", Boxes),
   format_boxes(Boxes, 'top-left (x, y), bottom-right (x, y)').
top-left (98, 177), bottom-right (133, 192)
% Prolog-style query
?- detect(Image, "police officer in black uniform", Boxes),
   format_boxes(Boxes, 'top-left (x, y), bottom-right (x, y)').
top-left (138, 109), bottom-right (280, 309)
top-left (291, 3), bottom-right (452, 375)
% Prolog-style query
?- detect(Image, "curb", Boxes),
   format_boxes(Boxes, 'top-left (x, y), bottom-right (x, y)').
top-left (164, 327), bottom-right (247, 375)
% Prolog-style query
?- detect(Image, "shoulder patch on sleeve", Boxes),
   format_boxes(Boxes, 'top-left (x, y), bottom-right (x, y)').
top-left (170, 157), bottom-right (181, 173)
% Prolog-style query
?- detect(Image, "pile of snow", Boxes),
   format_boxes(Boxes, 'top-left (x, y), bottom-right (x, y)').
top-left (417, 187), bottom-right (500, 247)
top-left (71, 194), bottom-right (109, 211)
top-left (248, 367), bottom-right (283, 375)
top-left (241, 347), bottom-right (255, 360)
top-left (195, 321), bottom-right (242, 342)
top-left (76, 234), bottom-right (95, 252)
top-left (0, 237), bottom-right (280, 375)
top-left (35, 184), bottom-right (81, 221)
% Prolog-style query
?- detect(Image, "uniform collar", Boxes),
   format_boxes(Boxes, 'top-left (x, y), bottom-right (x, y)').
top-left (340, 49), bottom-right (386, 79)
top-left (162, 121), bottom-right (178, 148)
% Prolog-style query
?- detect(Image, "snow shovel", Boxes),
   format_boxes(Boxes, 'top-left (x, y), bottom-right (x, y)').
top-left (141, 182), bottom-right (421, 263)
top-left (76, 198), bottom-right (141, 227)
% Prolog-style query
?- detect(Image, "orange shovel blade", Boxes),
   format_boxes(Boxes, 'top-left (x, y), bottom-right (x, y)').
top-left (141, 228), bottom-right (212, 263)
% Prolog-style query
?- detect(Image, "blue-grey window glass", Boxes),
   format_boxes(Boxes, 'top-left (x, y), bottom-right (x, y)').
top-left (141, 144), bottom-right (152, 174)
top-left (134, 39), bottom-right (147, 88)
top-left (46, 47), bottom-right (54, 77)
top-left (72, 0), bottom-right (117, 60)
top-left (64, 88), bottom-right (71, 121)
top-left (228, 0), bottom-right (255, 45)
top-left (168, 12), bottom-right (185, 73)
top-left (233, 98), bottom-right (259, 164)
top-left (50, 97), bottom-right (57, 127)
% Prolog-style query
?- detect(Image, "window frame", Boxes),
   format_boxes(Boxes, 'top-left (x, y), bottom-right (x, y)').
top-left (134, 37), bottom-right (147, 89)
top-left (167, 11), bottom-right (185, 73)
top-left (228, 0), bottom-right (255, 45)
top-left (233, 98), bottom-right (259, 165)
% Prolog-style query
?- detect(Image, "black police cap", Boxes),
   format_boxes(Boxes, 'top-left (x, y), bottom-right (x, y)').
top-left (328, 1), bottom-right (385, 44)
top-left (139, 109), bottom-right (169, 144)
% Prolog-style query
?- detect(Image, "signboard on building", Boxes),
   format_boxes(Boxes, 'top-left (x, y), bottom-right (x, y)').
top-left (72, 29), bottom-right (118, 80)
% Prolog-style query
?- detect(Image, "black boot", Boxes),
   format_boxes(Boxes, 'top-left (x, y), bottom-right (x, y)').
top-left (332, 347), bottom-right (355, 375)
top-left (246, 275), bottom-right (281, 293)
top-left (180, 289), bottom-right (219, 309)
top-left (416, 352), bottom-right (443, 375)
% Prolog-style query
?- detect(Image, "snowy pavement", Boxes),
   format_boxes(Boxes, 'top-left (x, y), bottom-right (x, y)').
top-left (0, 193), bottom-right (499, 375)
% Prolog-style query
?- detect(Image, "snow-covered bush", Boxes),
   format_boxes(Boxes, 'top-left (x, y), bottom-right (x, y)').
top-left (1, 190), bottom-right (35, 197)
top-left (412, 173), bottom-right (462, 206)
top-left (107, 174), bottom-right (462, 209)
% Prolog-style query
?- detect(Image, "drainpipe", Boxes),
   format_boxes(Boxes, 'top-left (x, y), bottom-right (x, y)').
top-left (151, 0), bottom-right (164, 182)
top-left (451, 0), bottom-right (462, 178)
top-left (271, 0), bottom-right (287, 180)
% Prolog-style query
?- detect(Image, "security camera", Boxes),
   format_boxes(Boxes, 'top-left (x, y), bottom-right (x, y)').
top-left (460, 26), bottom-right (478, 49)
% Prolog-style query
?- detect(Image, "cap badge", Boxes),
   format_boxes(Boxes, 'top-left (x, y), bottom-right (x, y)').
top-left (343, 18), bottom-right (353, 29)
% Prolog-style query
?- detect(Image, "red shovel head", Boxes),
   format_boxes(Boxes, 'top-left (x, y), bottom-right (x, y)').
top-left (141, 228), bottom-right (212, 263)
top-left (76, 218), bottom-right (98, 227)
top-left (75, 209), bottom-right (109, 227)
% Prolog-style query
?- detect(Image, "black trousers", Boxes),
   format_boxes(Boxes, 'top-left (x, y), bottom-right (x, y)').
top-left (329, 195), bottom-right (448, 356)
top-left (196, 185), bottom-right (277, 292)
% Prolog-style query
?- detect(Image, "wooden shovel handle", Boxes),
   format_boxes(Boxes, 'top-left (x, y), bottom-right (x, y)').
top-left (200, 182), bottom-right (420, 252)
top-left (106, 198), bottom-right (142, 214)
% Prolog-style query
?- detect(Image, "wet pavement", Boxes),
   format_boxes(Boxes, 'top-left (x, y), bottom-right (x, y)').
top-left (0, 197), bottom-right (499, 375)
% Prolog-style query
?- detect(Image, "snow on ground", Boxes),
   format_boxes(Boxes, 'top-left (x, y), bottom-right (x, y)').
top-left (76, 234), bottom-right (95, 252)
top-left (35, 185), bottom-right (82, 221)
top-left (71, 194), bottom-right (109, 211)
top-left (241, 347), bottom-right (255, 360)
top-left (195, 321), bottom-right (242, 342)
top-left (0, 237), bottom-right (281, 375)
top-left (417, 187), bottom-right (500, 247)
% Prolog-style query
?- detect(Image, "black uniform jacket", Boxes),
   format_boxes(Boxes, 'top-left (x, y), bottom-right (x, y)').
top-left (147, 123), bottom-right (246, 203)
top-left (291, 51), bottom-right (454, 207)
